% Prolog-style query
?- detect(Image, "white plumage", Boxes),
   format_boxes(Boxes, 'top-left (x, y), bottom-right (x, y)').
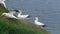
top-left (1, 11), bottom-right (17, 19)
top-left (1, 9), bottom-right (31, 19)
top-left (15, 10), bottom-right (31, 19)
top-left (34, 17), bottom-right (45, 27)
top-left (0, 0), bottom-right (7, 8)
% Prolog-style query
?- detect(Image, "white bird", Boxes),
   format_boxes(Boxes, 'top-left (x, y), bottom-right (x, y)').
top-left (34, 17), bottom-right (45, 27)
top-left (0, 0), bottom-right (7, 8)
top-left (0, 11), bottom-right (17, 19)
top-left (14, 10), bottom-right (31, 19)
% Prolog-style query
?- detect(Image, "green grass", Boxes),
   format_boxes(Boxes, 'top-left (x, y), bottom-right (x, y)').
top-left (0, 5), bottom-right (49, 34)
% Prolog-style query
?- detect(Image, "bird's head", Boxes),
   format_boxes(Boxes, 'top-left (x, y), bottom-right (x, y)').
top-left (0, 13), bottom-right (6, 17)
top-left (1, 13), bottom-right (7, 16)
top-left (2, 13), bottom-right (7, 15)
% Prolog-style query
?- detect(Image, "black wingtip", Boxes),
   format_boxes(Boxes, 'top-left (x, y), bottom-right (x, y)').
top-left (27, 15), bottom-right (32, 18)
top-left (42, 25), bottom-right (46, 27)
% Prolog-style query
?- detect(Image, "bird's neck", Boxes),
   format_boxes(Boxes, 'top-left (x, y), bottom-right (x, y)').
top-left (18, 13), bottom-right (21, 17)
top-left (35, 20), bottom-right (38, 22)
top-left (18, 11), bottom-right (23, 15)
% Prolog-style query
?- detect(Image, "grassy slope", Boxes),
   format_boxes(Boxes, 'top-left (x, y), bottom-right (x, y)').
top-left (0, 6), bottom-right (49, 34)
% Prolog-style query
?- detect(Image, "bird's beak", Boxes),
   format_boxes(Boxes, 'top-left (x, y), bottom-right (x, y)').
top-left (27, 15), bottom-right (32, 18)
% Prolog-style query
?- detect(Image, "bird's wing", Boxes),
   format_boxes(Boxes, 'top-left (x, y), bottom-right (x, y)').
top-left (9, 10), bottom-right (20, 17)
top-left (20, 15), bottom-right (29, 18)
top-left (38, 22), bottom-right (44, 25)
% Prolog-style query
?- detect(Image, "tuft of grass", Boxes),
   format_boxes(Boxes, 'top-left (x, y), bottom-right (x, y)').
top-left (0, 6), bottom-right (49, 34)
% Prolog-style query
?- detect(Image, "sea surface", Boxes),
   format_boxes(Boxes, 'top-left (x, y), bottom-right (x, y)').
top-left (5, 0), bottom-right (60, 34)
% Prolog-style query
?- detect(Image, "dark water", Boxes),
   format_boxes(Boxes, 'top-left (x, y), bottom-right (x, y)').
top-left (5, 0), bottom-right (60, 34)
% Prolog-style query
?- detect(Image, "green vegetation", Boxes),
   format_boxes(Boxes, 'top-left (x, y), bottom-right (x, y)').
top-left (0, 6), bottom-right (49, 34)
